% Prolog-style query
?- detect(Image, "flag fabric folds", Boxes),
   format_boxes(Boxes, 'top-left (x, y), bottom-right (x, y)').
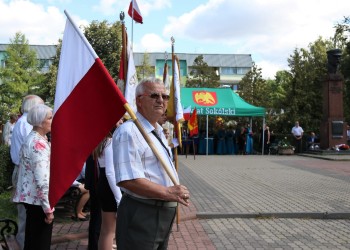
top-left (125, 47), bottom-right (138, 112)
top-left (183, 106), bottom-right (191, 121)
top-left (167, 57), bottom-right (184, 122)
top-left (173, 59), bottom-right (184, 122)
top-left (116, 46), bottom-right (126, 95)
top-left (163, 61), bottom-right (170, 93)
top-left (128, 0), bottom-right (143, 24)
top-left (188, 108), bottom-right (199, 137)
top-left (50, 12), bottom-right (127, 208)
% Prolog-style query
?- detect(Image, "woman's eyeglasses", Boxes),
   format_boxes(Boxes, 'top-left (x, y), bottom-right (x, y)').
top-left (138, 93), bottom-right (170, 101)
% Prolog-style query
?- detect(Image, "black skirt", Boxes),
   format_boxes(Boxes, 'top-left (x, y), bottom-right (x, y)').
top-left (97, 167), bottom-right (118, 212)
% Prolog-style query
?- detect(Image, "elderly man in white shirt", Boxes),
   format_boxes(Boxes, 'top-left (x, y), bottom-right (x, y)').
top-left (291, 121), bottom-right (304, 154)
top-left (113, 77), bottom-right (190, 250)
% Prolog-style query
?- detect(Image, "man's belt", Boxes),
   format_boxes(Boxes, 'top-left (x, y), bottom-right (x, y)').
top-left (124, 193), bottom-right (178, 208)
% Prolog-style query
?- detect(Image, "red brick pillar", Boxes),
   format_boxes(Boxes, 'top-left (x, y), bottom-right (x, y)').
top-left (320, 74), bottom-right (347, 149)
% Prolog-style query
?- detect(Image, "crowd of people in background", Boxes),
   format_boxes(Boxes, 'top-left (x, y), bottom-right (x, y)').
top-left (179, 120), bottom-right (332, 156)
top-left (183, 121), bottom-right (275, 156)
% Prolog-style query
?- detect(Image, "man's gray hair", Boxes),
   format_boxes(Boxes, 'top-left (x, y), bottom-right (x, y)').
top-left (21, 95), bottom-right (44, 113)
top-left (135, 78), bottom-right (165, 97)
top-left (27, 104), bottom-right (52, 127)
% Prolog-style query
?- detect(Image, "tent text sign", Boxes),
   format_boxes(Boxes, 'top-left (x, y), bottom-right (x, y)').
top-left (181, 88), bottom-right (265, 117)
top-left (195, 106), bottom-right (236, 115)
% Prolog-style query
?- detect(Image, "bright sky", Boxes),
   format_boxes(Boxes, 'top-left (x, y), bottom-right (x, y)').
top-left (1, 0), bottom-right (349, 79)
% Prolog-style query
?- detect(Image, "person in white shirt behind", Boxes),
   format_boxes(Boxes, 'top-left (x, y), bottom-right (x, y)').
top-left (10, 94), bottom-right (44, 249)
top-left (291, 121), bottom-right (304, 154)
top-left (2, 114), bottom-right (17, 146)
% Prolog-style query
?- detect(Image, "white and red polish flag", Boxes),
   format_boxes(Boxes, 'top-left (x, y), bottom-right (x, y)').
top-left (183, 106), bottom-right (191, 121)
top-left (49, 10), bottom-right (127, 207)
top-left (128, 0), bottom-right (143, 24)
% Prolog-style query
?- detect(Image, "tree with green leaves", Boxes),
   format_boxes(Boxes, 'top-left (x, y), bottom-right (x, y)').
top-left (334, 16), bottom-right (350, 123)
top-left (264, 70), bottom-right (291, 132)
top-left (186, 55), bottom-right (220, 88)
top-left (276, 38), bottom-right (333, 133)
top-left (84, 20), bottom-right (123, 81)
top-left (0, 32), bottom-right (43, 119)
top-left (136, 52), bottom-right (153, 80)
top-left (237, 62), bottom-right (267, 107)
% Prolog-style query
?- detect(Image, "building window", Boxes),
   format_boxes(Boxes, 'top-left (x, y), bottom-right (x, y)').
top-left (237, 67), bottom-right (250, 75)
top-left (221, 67), bottom-right (237, 75)
top-left (0, 59), bottom-right (5, 68)
top-left (221, 67), bottom-right (250, 75)
top-left (157, 67), bottom-right (164, 76)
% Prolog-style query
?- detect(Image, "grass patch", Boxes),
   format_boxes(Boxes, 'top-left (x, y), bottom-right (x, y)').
top-left (0, 190), bottom-right (17, 221)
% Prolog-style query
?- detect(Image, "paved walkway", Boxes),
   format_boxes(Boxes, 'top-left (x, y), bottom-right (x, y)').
top-left (51, 154), bottom-right (350, 249)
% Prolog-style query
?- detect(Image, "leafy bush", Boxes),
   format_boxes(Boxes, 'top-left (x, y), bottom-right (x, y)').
top-left (277, 137), bottom-right (295, 150)
top-left (0, 144), bottom-right (13, 193)
top-left (0, 190), bottom-right (17, 220)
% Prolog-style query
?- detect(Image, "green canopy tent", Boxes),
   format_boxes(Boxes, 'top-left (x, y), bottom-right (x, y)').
top-left (180, 88), bottom-right (266, 154)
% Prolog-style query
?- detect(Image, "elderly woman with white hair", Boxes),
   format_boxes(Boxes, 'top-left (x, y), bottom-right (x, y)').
top-left (13, 104), bottom-right (54, 250)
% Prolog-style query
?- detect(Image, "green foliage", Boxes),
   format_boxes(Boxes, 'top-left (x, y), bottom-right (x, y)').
top-left (35, 40), bottom-right (61, 106)
top-left (0, 191), bottom-right (17, 220)
top-left (262, 38), bottom-right (334, 134)
top-left (136, 53), bottom-right (154, 80)
top-left (84, 20), bottom-right (123, 82)
top-left (0, 32), bottom-right (43, 119)
top-left (282, 38), bottom-right (333, 133)
top-left (186, 55), bottom-right (220, 88)
top-left (343, 42), bottom-right (350, 123)
top-left (335, 17), bottom-right (350, 123)
top-left (39, 64), bottom-right (58, 106)
top-left (238, 62), bottom-right (267, 107)
top-left (0, 145), bottom-right (13, 193)
top-left (277, 137), bottom-right (294, 150)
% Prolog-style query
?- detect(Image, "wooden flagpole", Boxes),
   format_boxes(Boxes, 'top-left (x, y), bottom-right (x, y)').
top-left (124, 103), bottom-right (179, 185)
top-left (171, 37), bottom-right (181, 230)
top-left (119, 12), bottom-right (128, 95)
top-left (131, 0), bottom-right (134, 50)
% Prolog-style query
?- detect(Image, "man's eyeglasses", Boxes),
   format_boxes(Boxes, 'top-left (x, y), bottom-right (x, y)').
top-left (138, 93), bottom-right (170, 101)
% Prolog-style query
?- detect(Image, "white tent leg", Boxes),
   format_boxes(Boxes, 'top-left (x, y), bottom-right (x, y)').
top-left (206, 115), bottom-right (208, 155)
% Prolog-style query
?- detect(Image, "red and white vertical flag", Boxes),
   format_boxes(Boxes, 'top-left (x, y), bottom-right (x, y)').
top-left (183, 106), bottom-right (191, 121)
top-left (128, 0), bottom-right (143, 24)
top-left (49, 11), bottom-right (127, 207)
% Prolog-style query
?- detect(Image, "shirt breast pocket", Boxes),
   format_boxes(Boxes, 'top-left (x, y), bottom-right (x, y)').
top-left (142, 147), bottom-right (164, 179)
